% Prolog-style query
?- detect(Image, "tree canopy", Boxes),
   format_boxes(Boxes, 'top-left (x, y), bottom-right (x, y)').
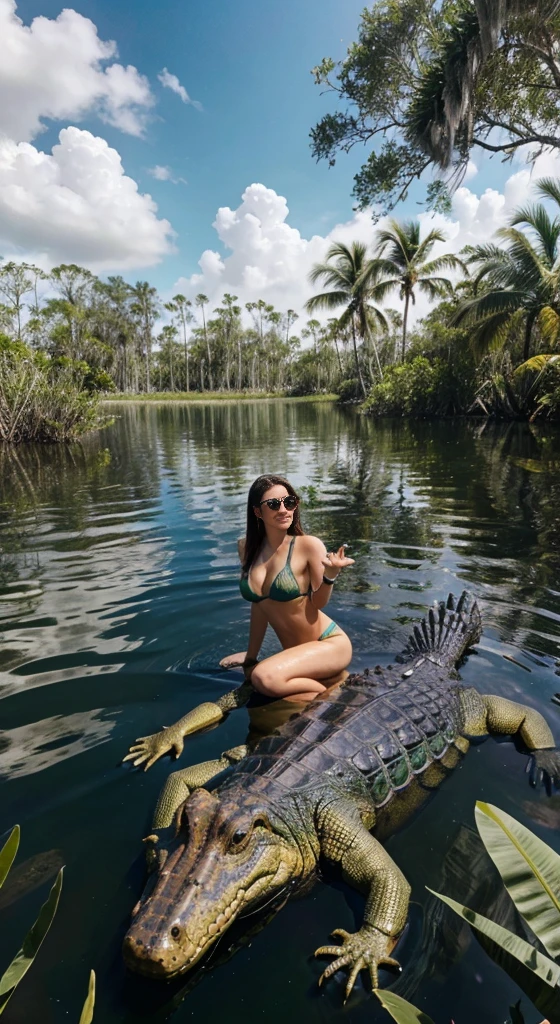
top-left (310, 0), bottom-right (560, 214)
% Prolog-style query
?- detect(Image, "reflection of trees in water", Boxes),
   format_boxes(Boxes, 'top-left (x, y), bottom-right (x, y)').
top-left (0, 707), bottom-right (117, 778)
top-left (464, 422), bottom-right (560, 655)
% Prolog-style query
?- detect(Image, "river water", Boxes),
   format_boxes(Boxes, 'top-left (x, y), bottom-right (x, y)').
top-left (1, 401), bottom-right (559, 1024)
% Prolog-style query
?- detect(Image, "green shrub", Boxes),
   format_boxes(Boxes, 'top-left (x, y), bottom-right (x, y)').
top-left (363, 357), bottom-right (477, 418)
top-left (0, 341), bottom-right (113, 443)
top-left (336, 377), bottom-right (362, 403)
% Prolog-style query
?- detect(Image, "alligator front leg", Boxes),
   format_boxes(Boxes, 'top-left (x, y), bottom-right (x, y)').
top-left (152, 745), bottom-right (248, 829)
top-left (315, 802), bottom-right (410, 1000)
top-left (122, 679), bottom-right (253, 770)
top-left (143, 745), bottom-right (247, 875)
top-left (461, 689), bottom-right (560, 792)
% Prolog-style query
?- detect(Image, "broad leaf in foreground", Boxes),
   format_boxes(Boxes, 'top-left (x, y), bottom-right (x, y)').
top-left (0, 827), bottom-right (20, 889)
top-left (373, 988), bottom-right (436, 1023)
top-left (475, 802), bottom-right (560, 959)
top-left (427, 888), bottom-right (560, 989)
top-left (78, 970), bottom-right (95, 1024)
top-left (0, 868), bottom-right (63, 1015)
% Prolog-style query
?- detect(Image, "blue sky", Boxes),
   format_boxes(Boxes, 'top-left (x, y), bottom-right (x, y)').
top-left (15, 0), bottom-right (371, 286)
top-left (3, 0), bottom-right (557, 318)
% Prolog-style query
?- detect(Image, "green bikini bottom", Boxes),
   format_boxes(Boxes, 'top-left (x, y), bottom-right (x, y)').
top-left (318, 621), bottom-right (340, 641)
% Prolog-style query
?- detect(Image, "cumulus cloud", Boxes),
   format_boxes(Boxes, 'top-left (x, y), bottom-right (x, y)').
top-left (174, 149), bottom-right (560, 325)
top-left (158, 68), bottom-right (202, 111)
top-left (147, 164), bottom-right (186, 185)
top-left (0, 128), bottom-right (175, 270)
top-left (0, 0), bottom-right (154, 141)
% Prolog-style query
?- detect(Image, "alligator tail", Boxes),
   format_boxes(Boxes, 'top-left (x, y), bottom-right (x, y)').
top-left (397, 592), bottom-right (481, 667)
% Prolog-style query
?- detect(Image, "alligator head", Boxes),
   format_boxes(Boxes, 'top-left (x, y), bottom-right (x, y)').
top-left (123, 786), bottom-right (308, 978)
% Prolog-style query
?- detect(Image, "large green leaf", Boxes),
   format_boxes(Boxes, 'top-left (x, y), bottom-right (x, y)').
top-left (373, 988), bottom-right (435, 1024)
top-left (0, 867), bottom-right (63, 1015)
top-left (427, 888), bottom-right (560, 989)
top-left (0, 827), bottom-right (20, 890)
top-left (78, 970), bottom-right (95, 1024)
top-left (475, 802), bottom-right (560, 959)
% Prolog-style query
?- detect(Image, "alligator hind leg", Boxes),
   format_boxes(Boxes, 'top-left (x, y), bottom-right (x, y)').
top-left (482, 694), bottom-right (560, 792)
top-left (461, 689), bottom-right (560, 792)
top-left (123, 680), bottom-right (253, 770)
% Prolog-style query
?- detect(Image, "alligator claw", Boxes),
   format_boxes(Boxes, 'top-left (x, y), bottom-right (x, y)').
top-left (315, 925), bottom-right (400, 1000)
top-left (122, 730), bottom-right (180, 770)
top-left (527, 749), bottom-right (560, 795)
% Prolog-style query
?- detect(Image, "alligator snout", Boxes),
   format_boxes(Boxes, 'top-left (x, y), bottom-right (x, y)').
top-left (123, 930), bottom-right (197, 978)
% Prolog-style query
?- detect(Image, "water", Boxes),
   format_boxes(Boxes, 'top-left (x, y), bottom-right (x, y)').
top-left (1, 401), bottom-right (559, 1024)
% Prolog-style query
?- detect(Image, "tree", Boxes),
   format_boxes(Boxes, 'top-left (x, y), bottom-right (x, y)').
top-left (306, 241), bottom-right (388, 398)
top-left (371, 220), bottom-right (465, 361)
top-left (195, 294), bottom-right (212, 390)
top-left (454, 177), bottom-right (560, 362)
top-left (310, 0), bottom-right (560, 215)
top-left (0, 262), bottom-right (35, 340)
top-left (157, 324), bottom-right (180, 391)
top-left (165, 294), bottom-right (193, 391)
top-left (130, 282), bottom-right (159, 392)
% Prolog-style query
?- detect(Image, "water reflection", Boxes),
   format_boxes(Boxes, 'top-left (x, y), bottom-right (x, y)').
top-left (1, 402), bottom-right (560, 1023)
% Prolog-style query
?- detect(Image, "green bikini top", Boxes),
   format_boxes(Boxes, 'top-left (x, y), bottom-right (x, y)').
top-left (240, 537), bottom-right (310, 603)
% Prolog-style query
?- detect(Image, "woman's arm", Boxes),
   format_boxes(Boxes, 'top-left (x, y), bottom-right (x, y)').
top-left (307, 538), bottom-right (354, 610)
top-left (245, 602), bottom-right (268, 676)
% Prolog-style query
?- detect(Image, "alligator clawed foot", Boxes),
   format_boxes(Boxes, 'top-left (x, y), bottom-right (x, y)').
top-left (315, 925), bottom-right (401, 1001)
top-left (527, 749), bottom-right (560, 795)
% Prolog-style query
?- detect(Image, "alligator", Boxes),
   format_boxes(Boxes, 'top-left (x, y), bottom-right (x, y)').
top-left (122, 594), bottom-right (560, 999)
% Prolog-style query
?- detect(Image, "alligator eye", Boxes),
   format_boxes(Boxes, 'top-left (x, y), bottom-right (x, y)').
top-left (231, 829), bottom-right (247, 846)
top-left (171, 926), bottom-right (181, 940)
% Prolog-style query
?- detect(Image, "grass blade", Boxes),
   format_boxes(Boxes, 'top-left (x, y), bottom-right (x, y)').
top-left (0, 827), bottom-right (20, 889)
top-left (78, 970), bottom-right (95, 1024)
top-left (475, 802), bottom-right (560, 959)
top-left (427, 888), bottom-right (560, 988)
top-left (374, 988), bottom-right (436, 1023)
top-left (0, 867), bottom-right (63, 1014)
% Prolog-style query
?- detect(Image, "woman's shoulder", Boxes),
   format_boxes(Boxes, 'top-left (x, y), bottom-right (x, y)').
top-left (237, 537), bottom-right (246, 560)
top-left (296, 534), bottom-right (327, 556)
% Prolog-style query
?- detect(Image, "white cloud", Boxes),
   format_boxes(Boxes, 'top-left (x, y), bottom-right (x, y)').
top-left (173, 149), bottom-right (560, 326)
top-left (0, 128), bottom-right (175, 270)
top-left (0, 0), bottom-right (154, 141)
top-left (158, 68), bottom-right (202, 111)
top-left (147, 164), bottom-right (187, 185)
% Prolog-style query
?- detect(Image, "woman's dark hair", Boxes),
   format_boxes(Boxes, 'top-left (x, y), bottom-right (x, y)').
top-left (242, 474), bottom-right (304, 573)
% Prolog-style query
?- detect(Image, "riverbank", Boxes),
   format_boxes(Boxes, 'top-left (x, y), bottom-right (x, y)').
top-left (102, 391), bottom-right (339, 403)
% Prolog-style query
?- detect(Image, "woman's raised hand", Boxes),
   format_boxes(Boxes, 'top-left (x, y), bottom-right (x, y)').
top-left (322, 545), bottom-right (355, 576)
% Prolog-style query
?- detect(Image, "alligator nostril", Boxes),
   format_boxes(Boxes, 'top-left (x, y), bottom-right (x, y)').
top-left (171, 926), bottom-right (181, 940)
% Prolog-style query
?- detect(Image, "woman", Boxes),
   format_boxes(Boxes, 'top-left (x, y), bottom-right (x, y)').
top-left (220, 474), bottom-right (354, 702)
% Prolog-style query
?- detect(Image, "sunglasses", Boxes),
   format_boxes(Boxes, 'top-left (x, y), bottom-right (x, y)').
top-left (258, 496), bottom-right (299, 511)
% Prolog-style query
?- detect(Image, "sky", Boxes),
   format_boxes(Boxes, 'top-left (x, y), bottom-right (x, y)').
top-left (2, 0), bottom-right (560, 324)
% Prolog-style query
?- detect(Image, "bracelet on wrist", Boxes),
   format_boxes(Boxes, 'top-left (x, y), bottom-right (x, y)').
top-left (323, 574), bottom-right (337, 585)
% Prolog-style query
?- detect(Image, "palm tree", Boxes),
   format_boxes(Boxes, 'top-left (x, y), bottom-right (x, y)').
top-left (306, 241), bottom-right (388, 399)
top-left (195, 294), bottom-right (212, 390)
top-left (371, 220), bottom-right (465, 362)
top-left (130, 282), bottom-right (159, 392)
top-left (454, 178), bottom-right (560, 362)
top-left (165, 294), bottom-right (193, 391)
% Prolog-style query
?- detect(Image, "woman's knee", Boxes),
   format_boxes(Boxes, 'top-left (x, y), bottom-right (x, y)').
top-left (251, 664), bottom-right (282, 697)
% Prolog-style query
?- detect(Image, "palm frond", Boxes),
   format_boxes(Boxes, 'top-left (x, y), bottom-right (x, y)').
top-left (304, 290), bottom-right (350, 313)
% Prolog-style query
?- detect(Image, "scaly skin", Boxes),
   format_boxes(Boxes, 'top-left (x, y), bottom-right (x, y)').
top-left (123, 593), bottom-right (560, 997)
